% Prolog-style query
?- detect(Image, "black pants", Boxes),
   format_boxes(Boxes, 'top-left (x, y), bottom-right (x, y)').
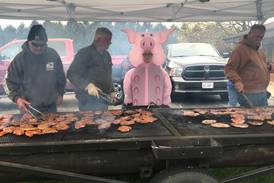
top-left (78, 96), bottom-right (108, 111)
top-left (75, 89), bottom-right (108, 111)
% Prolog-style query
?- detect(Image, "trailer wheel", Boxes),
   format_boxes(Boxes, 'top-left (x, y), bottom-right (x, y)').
top-left (149, 168), bottom-right (219, 183)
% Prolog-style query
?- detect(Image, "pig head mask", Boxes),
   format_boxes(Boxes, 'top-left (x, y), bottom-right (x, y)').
top-left (122, 28), bottom-right (175, 106)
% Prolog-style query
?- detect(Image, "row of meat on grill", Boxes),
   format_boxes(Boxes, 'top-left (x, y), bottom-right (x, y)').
top-left (0, 109), bottom-right (158, 137)
top-left (182, 107), bottom-right (274, 128)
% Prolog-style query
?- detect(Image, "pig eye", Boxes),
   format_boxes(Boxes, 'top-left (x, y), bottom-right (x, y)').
top-left (150, 34), bottom-right (153, 36)
top-left (141, 34), bottom-right (145, 37)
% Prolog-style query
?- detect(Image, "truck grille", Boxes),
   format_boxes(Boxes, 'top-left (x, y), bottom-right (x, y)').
top-left (182, 65), bottom-right (225, 81)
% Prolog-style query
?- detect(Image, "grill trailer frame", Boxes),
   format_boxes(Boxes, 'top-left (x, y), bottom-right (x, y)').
top-left (1, 107), bottom-right (274, 182)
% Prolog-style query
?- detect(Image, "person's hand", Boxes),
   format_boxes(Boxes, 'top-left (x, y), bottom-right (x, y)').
top-left (234, 81), bottom-right (244, 92)
top-left (85, 83), bottom-right (101, 98)
top-left (15, 98), bottom-right (30, 113)
top-left (56, 95), bottom-right (63, 105)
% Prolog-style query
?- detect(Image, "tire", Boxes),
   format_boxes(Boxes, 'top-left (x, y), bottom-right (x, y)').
top-left (220, 93), bottom-right (229, 101)
top-left (171, 93), bottom-right (178, 102)
top-left (113, 82), bottom-right (124, 104)
top-left (150, 168), bottom-right (219, 183)
top-left (171, 93), bottom-right (185, 102)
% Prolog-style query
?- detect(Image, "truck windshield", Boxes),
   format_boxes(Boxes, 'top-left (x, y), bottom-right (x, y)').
top-left (170, 43), bottom-right (220, 58)
top-left (48, 41), bottom-right (66, 57)
top-left (0, 42), bottom-right (22, 61)
top-left (0, 41), bottom-right (67, 61)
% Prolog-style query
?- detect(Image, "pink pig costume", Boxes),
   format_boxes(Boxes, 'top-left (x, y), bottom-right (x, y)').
top-left (122, 28), bottom-right (175, 106)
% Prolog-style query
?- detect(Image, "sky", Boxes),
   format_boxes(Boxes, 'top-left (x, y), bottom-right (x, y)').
top-left (0, 19), bottom-right (32, 28)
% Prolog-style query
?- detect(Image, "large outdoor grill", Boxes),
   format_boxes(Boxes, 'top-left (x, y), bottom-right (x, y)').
top-left (1, 107), bottom-right (274, 183)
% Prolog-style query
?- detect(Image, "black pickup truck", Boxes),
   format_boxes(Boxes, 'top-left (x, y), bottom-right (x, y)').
top-left (165, 43), bottom-right (229, 101)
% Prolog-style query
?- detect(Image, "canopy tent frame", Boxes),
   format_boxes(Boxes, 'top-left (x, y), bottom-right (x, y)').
top-left (0, 0), bottom-right (273, 22)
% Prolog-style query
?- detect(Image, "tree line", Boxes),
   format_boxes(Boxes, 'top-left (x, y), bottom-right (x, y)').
top-left (0, 20), bottom-right (251, 55)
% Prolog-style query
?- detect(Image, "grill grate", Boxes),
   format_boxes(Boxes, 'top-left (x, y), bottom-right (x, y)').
top-left (0, 111), bottom-right (172, 144)
top-left (156, 108), bottom-right (274, 137)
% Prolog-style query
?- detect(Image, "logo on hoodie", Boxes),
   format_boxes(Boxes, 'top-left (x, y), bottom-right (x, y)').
top-left (46, 62), bottom-right (54, 71)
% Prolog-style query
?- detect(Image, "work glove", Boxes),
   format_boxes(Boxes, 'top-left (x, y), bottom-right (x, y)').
top-left (15, 97), bottom-right (30, 113)
top-left (85, 83), bottom-right (101, 98)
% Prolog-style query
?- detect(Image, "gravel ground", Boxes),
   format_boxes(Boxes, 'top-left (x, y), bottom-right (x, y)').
top-left (0, 92), bottom-right (228, 114)
top-left (1, 91), bottom-right (274, 114)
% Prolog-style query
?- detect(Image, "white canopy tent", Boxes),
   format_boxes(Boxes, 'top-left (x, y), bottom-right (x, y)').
top-left (0, 0), bottom-right (273, 22)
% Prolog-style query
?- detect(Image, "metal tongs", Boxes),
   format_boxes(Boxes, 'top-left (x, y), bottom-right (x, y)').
top-left (147, 102), bottom-right (157, 109)
top-left (26, 104), bottom-right (46, 120)
top-left (98, 90), bottom-right (116, 104)
top-left (147, 102), bottom-right (169, 109)
top-left (240, 92), bottom-right (254, 108)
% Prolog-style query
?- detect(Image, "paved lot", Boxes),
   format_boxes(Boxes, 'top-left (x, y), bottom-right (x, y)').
top-left (0, 92), bottom-right (228, 114)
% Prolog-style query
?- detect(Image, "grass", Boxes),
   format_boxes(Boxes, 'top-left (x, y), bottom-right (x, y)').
top-left (18, 167), bottom-right (274, 183)
top-left (211, 167), bottom-right (274, 183)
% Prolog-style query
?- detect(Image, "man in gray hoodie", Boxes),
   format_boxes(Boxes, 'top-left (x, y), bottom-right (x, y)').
top-left (5, 24), bottom-right (66, 113)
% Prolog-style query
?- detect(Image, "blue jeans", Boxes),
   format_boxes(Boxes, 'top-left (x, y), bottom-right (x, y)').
top-left (227, 81), bottom-right (238, 107)
top-left (237, 92), bottom-right (268, 107)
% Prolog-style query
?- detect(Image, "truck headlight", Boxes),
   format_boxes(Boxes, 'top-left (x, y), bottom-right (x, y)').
top-left (169, 68), bottom-right (183, 77)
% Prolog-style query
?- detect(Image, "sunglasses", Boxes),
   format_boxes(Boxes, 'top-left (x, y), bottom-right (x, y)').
top-left (31, 41), bottom-right (47, 48)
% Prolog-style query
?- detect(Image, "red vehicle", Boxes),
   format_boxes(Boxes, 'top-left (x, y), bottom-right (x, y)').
top-left (0, 39), bottom-right (127, 102)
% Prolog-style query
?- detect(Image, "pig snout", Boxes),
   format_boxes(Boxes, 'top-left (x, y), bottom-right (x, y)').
top-left (140, 37), bottom-right (155, 50)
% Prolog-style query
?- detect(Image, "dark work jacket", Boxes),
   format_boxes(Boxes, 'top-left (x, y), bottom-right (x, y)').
top-left (67, 44), bottom-right (113, 104)
top-left (6, 42), bottom-right (66, 107)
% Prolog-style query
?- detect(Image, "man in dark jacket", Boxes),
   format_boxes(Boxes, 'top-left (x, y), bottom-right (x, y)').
top-left (67, 27), bottom-right (115, 111)
top-left (5, 24), bottom-right (66, 113)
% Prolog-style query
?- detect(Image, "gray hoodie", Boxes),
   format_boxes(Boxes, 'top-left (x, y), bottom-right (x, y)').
top-left (6, 42), bottom-right (66, 107)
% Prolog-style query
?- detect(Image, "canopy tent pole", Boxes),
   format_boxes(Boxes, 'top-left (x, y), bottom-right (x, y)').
top-left (256, 0), bottom-right (263, 23)
top-left (66, 3), bottom-right (76, 21)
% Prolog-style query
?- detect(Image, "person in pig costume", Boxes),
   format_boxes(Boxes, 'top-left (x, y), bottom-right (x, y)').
top-left (122, 28), bottom-right (174, 106)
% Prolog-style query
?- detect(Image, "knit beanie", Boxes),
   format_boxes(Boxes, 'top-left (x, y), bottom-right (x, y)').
top-left (27, 25), bottom-right (48, 42)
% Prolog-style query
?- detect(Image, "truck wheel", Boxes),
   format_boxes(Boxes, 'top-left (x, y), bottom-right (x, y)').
top-left (113, 82), bottom-right (124, 104)
top-left (149, 168), bottom-right (219, 183)
top-left (171, 93), bottom-right (185, 102)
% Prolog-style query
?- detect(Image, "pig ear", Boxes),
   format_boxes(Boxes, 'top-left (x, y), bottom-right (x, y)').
top-left (159, 28), bottom-right (176, 44)
top-left (122, 28), bottom-right (137, 44)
